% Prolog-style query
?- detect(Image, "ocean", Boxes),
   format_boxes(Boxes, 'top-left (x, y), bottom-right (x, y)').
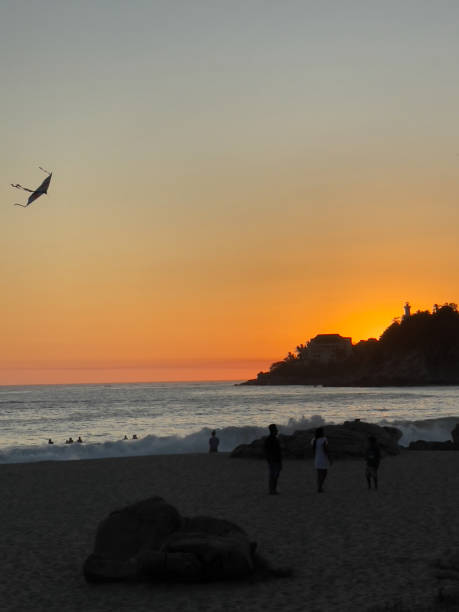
top-left (1, 382), bottom-right (459, 464)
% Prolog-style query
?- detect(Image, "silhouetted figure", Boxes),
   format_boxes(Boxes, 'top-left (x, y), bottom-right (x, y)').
top-left (365, 436), bottom-right (381, 489)
top-left (208, 430), bottom-right (220, 453)
top-left (48, 438), bottom-right (54, 445)
top-left (132, 434), bottom-right (138, 440)
top-left (66, 437), bottom-right (74, 444)
top-left (123, 435), bottom-right (128, 440)
top-left (77, 436), bottom-right (83, 443)
top-left (311, 427), bottom-right (330, 493)
top-left (264, 424), bottom-right (282, 495)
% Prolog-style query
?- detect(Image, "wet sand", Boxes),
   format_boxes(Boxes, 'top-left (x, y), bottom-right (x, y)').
top-left (1, 451), bottom-right (458, 611)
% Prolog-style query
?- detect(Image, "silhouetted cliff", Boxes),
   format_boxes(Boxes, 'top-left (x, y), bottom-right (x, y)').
top-left (242, 303), bottom-right (459, 386)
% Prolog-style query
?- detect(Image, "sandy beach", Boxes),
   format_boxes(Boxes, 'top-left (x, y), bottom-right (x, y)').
top-left (1, 450), bottom-right (459, 612)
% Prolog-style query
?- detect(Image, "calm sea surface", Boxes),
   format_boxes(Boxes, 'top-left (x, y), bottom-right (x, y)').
top-left (1, 382), bottom-right (459, 463)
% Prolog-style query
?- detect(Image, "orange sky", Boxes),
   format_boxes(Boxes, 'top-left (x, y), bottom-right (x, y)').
top-left (2, 2), bottom-right (459, 385)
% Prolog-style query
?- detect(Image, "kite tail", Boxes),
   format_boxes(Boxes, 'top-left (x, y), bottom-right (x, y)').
top-left (39, 166), bottom-right (51, 175)
top-left (13, 203), bottom-right (28, 207)
top-left (11, 184), bottom-right (34, 193)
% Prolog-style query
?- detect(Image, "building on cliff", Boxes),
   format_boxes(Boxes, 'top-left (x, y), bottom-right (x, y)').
top-left (305, 334), bottom-right (353, 363)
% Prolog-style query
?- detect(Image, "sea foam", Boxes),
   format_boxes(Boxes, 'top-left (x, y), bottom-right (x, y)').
top-left (0, 415), bottom-right (457, 465)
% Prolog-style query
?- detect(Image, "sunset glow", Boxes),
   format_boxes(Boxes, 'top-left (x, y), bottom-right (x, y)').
top-left (3, 1), bottom-right (459, 385)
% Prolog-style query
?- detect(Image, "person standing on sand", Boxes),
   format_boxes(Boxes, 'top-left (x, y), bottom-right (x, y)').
top-left (311, 427), bottom-right (330, 493)
top-left (264, 424), bottom-right (282, 495)
top-left (209, 430), bottom-right (220, 453)
top-left (365, 436), bottom-right (381, 489)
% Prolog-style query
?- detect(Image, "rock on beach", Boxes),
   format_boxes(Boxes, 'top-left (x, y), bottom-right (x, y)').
top-left (230, 420), bottom-right (402, 460)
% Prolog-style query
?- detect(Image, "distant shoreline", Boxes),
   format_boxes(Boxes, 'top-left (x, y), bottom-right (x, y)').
top-left (239, 380), bottom-right (459, 387)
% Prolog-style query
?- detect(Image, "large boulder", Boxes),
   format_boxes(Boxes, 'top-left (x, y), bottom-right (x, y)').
top-left (83, 497), bottom-right (281, 584)
top-left (162, 516), bottom-right (255, 581)
top-left (230, 420), bottom-right (401, 460)
top-left (92, 496), bottom-right (182, 561)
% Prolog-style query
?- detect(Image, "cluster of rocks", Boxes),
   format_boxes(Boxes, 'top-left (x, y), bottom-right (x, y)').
top-left (83, 496), bottom-right (289, 584)
top-left (230, 420), bottom-right (402, 460)
top-left (408, 424), bottom-right (459, 451)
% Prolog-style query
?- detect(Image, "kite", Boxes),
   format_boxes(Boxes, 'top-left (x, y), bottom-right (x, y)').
top-left (11, 166), bottom-right (52, 207)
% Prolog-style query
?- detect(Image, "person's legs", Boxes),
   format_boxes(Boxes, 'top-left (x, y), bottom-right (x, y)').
top-left (317, 469), bottom-right (327, 492)
top-left (273, 465), bottom-right (280, 493)
top-left (321, 469), bottom-right (328, 490)
top-left (268, 462), bottom-right (281, 494)
top-left (269, 464), bottom-right (275, 493)
top-left (366, 466), bottom-right (378, 489)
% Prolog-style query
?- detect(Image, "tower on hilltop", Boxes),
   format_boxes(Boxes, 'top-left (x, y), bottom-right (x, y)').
top-left (403, 302), bottom-right (411, 320)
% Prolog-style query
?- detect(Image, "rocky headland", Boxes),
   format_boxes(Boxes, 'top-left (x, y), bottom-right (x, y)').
top-left (242, 303), bottom-right (459, 387)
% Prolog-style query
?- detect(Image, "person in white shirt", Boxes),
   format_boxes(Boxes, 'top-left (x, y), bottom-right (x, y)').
top-left (311, 427), bottom-right (330, 493)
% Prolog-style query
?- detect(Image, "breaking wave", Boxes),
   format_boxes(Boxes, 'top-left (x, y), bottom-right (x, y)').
top-left (384, 416), bottom-right (459, 446)
top-left (0, 414), bottom-right (457, 465)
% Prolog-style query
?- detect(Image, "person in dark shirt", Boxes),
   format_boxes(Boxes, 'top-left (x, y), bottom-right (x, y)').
top-left (264, 423), bottom-right (282, 495)
top-left (208, 430), bottom-right (220, 453)
top-left (365, 436), bottom-right (381, 489)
